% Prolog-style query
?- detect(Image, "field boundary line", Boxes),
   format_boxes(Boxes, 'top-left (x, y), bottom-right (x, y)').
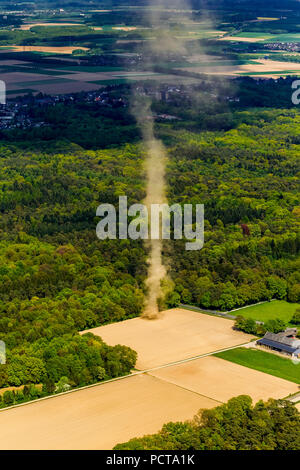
top-left (180, 300), bottom-right (276, 323)
top-left (146, 372), bottom-right (224, 405)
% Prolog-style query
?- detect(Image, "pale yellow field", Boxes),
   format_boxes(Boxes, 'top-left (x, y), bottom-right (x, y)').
top-left (1, 46), bottom-right (89, 54)
top-left (0, 374), bottom-right (217, 450)
top-left (220, 36), bottom-right (272, 42)
top-left (256, 17), bottom-right (279, 21)
top-left (149, 356), bottom-right (299, 403)
top-left (112, 26), bottom-right (137, 31)
top-left (83, 308), bottom-right (252, 370)
top-left (296, 403), bottom-right (300, 412)
top-left (19, 23), bottom-right (82, 30)
top-left (241, 58), bottom-right (300, 73)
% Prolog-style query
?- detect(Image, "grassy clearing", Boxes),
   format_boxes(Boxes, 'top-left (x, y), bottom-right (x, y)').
top-left (234, 300), bottom-right (300, 324)
top-left (215, 348), bottom-right (300, 384)
top-left (235, 32), bottom-right (274, 38)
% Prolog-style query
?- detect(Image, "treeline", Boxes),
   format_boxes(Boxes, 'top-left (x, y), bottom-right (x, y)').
top-left (0, 333), bottom-right (137, 392)
top-left (0, 143), bottom-right (146, 390)
top-left (114, 395), bottom-right (300, 450)
top-left (162, 109), bottom-right (300, 311)
top-left (1, 101), bottom-right (139, 150)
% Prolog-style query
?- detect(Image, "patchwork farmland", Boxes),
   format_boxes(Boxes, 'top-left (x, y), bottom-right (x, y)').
top-left (1, 46), bottom-right (300, 100)
top-left (0, 309), bottom-right (298, 450)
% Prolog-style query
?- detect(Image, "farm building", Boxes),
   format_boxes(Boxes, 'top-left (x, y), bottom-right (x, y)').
top-left (257, 328), bottom-right (300, 358)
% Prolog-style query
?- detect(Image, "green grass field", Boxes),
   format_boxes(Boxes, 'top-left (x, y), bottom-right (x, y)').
top-left (230, 32), bottom-right (300, 43)
top-left (234, 300), bottom-right (300, 324)
top-left (235, 32), bottom-right (274, 39)
top-left (215, 348), bottom-right (300, 384)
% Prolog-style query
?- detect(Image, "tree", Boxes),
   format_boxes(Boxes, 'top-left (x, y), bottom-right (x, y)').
top-left (234, 316), bottom-right (257, 335)
top-left (266, 276), bottom-right (287, 300)
top-left (3, 390), bottom-right (14, 406)
top-left (55, 376), bottom-right (71, 394)
top-left (265, 318), bottom-right (287, 334)
top-left (291, 308), bottom-right (300, 326)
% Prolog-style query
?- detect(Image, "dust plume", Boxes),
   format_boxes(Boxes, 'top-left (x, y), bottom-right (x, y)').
top-left (131, 0), bottom-right (218, 318)
top-left (132, 96), bottom-right (167, 318)
top-left (143, 138), bottom-right (167, 319)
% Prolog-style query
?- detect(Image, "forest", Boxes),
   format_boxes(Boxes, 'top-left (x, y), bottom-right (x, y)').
top-left (0, 142), bottom-right (147, 392)
top-left (161, 108), bottom-right (300, 311)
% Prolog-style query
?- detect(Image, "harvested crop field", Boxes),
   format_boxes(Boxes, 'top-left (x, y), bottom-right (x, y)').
top-left (1, 46), bottom-right (89, 54)
top-left (240, 59), bottom-right (300, 74)
top-left (220, 35), bottom-right (271, 42)
top-left (216, 347), bottom-right (300, 384)
top-left (0, 374), bottom-right (217, 450)
top-left (149, 356), bottom-right (299, 403)
top-left (19, 23), bottom-right (83, 30)
top-left (0, 306), bottom-right (297, 450)
top-left (83, 308), bottom-right (252, 370)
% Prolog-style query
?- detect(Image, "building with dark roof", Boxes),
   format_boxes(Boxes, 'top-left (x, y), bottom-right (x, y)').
top-left (257, 328), bottom-right (300, 358)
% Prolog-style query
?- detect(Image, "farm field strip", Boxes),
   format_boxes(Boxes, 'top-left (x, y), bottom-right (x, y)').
top-left (0, 46), bottom-right (90, 54)
top-left (0, 340), bottom-right (253, 415)
top-left (0, 374), bottom-right (218, 450)
top-left (0, 342), bottom-right (297, 450)
top-left (215, 348), bottom-right (300, 384)
top-left (148, 356), bottom-right (298, 404)
top-left (228, 300), bottom-right (300, 324)
top-left (0, 307), bottom-right (298, 449)
top-left (83, 308), bottom-right (253, 370)
top-left (2, 56), bottom-right (300, 98)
